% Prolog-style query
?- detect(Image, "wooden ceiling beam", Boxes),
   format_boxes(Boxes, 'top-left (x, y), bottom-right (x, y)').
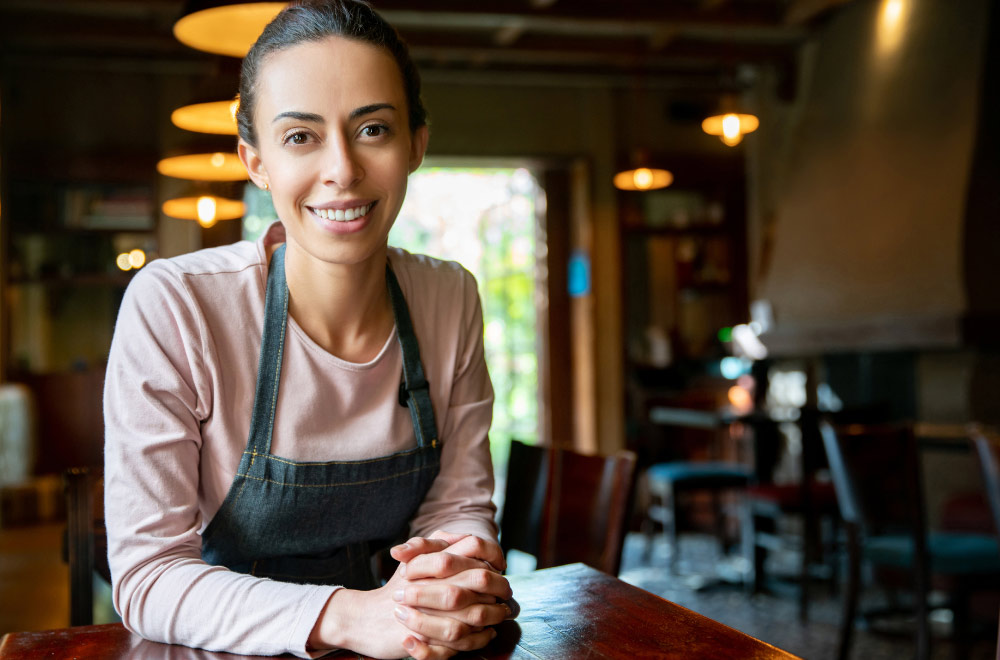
top-left (377, 0), bottom-right (785, 26)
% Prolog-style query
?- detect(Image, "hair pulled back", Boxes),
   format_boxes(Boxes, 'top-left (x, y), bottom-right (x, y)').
top-left (237, 0), bottom-right (427, 146)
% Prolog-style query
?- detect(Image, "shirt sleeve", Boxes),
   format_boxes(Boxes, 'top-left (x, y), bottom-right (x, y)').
top-left (407, 267), bottom-right (499, 543)
top-left (103, 264), bottom-right (336, 658)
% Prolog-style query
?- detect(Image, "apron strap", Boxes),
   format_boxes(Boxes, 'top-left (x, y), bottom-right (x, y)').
top-left (247, 243), bottom-right (289, 455)
top-left (247, 245), bottom-right (438, 455)
top-left (386, 265), bottom-right (439, 449)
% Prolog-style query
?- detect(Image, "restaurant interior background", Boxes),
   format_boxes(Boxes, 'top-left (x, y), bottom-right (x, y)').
top-left (0, 0), bottom-right (997, 656)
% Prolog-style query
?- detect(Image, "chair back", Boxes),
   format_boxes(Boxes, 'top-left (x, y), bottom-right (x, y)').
top-left (972, 432), bottom-right (1000, 537)
top-left (65, 467), bottom-right (108, 626)
top-left (499, 440), bottom-right (637, 575)
top-left (819, 421), bottom-right (926, 539)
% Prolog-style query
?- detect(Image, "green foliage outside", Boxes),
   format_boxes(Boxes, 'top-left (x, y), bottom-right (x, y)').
top-left (242, 167), bottom-right (543, 474)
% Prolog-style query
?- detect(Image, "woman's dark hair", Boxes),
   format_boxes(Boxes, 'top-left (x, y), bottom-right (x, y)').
top-left (237, 0), bottom-right (427, 145)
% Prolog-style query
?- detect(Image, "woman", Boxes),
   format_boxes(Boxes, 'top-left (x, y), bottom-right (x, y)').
top-left (103, 2), bottom-right (511, 658)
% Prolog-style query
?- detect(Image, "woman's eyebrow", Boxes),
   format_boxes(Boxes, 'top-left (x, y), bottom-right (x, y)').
top-left (350, 103), bottom-right (396, 120)
top-left (272, 110), bottom-right (324, 124)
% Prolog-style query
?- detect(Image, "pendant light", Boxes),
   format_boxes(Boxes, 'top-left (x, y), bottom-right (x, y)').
top-left (162, 195), bottom-right (246, 228)
top-left (613, 150), bottom-right (673, 192)
top-left (614, 167), bottom-right (673, 192)
top-left (174, 1), bottom-right (287, 57)
top-left (702, 96), bottom-right (759, 147)
top-left (171, 98), bottom-right (240, 136)
top-left (157, 152), bottom-right (247, 182)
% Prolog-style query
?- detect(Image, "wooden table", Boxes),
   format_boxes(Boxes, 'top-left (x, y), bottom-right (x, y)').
top-left (0, 563), bottom-right (800, 659)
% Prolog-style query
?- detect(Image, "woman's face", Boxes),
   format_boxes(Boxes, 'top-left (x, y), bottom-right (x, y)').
top-left (239, 36), bottom-right (428, 268)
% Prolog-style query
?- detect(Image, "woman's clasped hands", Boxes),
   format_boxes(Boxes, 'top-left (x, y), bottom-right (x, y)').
top-left (309, 531), bottom-right (513, 659)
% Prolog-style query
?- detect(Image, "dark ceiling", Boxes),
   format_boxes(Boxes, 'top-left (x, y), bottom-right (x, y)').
top-left (0, 0), bottom-right (855, 91)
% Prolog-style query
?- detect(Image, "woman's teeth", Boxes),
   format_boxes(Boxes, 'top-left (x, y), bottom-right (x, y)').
top-left (312, 203), bottom-right (373, 222)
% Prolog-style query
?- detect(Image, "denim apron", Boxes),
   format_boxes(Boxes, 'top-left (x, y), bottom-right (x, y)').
top-left (201, 244), bottom-right (441, 589)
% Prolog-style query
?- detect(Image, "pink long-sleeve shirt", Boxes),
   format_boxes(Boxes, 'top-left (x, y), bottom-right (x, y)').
top-left (103, 223), bottom-right (497, 657)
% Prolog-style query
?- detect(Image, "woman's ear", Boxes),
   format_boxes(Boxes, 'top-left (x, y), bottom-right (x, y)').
top-left (238, 139), bottom-right (269, 190)
top-left (408, 125), bottom-right (430, 174)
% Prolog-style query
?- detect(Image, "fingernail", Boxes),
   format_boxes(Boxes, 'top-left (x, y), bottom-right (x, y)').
top-left (403, 637), bottom-right (416, 651)
top-left (503, 603), bottom-right (513, 618)
top-left (401, 543), bottom-right (411, 550)
top-left (399, 563), bottom-right (407, 577)
top-left (393, 590), bottom-right (404, 602)
top-left (394, 607), bottom-right (409, 622)
top-left (490, 628), bottom-right (498, 639)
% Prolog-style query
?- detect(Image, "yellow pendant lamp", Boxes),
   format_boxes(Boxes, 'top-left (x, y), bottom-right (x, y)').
top-left (157, 152), bottom-right (247, 181)
top-left (702, 112), bottom-right (759, 146)
top-left (171, 98), bottom-right (240, 136)
top-left (162, 195), bottom-right (246, 228)
top-left (702, 95), bottom-right (759, 147)
top-left (174, 1), bottom-right (287, 57)
top-left (613, 167), bottom-right (673, 192)
top-left (613, 150), bottom-right (673, 192)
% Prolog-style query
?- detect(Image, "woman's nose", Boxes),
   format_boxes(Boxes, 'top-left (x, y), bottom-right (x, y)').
top-left (321, 136), bottom-right (363, 188)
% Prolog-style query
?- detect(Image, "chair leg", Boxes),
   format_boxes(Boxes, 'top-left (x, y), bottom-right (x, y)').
top-left (914, 563), bottom-right (930, 660)
top-left (666, 483), bottom-right (679, 573)
top-left (949, 585), bottom-right (971, 660)
top-left (740, 500), bottom-right (757, 592)
top-left (838, 525), bottom-right (861, 660)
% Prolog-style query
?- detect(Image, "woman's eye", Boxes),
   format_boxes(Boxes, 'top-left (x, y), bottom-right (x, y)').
top-left (284, 132), bottom-right (311, 145)
top-left (362, 125), bottom-right (387, 138)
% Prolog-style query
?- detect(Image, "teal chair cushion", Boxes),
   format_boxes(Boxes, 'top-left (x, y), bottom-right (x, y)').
top-left (864, 532), bottom-right (1000, 574)
top-left (647, 461), bottom-right (752, 486)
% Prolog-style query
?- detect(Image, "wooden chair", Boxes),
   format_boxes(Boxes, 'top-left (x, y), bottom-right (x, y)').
top-left (64, 467), bottom-right (110, 626)
top-left (499, 440), bottom-right (637, 575)
top-left (821, 422), bottom-right (1000, 660)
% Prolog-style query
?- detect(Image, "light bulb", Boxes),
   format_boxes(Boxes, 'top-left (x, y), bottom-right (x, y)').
top-left (128, 249), bottom-right (146, 269)
top-left (633, 168), bottom-right (654, 190)
top-left (722, 114), bottom-right (741, 139)
top-left (197, 196), bottom-right (218, 228)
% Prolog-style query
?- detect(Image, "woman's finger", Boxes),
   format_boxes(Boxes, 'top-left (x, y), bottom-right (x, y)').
top-left (405, 552), bottom-right (505, 581)
top-left (402, 636), bottom-right (458, 660)
top-left (414, 602), bottom-right (512, 628)
top-left (396, 607), bottom-right (499, 652)
top-left (437, 533), bottom-right (506, 572)
top-left (400, 568), bottom-right (512, 605)
top-left (390, 537), bottom-right (452, 564)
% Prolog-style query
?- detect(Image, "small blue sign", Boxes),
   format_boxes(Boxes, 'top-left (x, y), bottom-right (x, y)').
top-left (568, 249), bottom-right (591, 298)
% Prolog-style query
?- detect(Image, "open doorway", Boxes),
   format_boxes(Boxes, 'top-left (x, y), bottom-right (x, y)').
top-left (391, 164), bottom-right (546, 476)
top-left (242, 163), bottom-right (549, 477)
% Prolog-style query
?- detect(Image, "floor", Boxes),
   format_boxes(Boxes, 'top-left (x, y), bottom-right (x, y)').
top-left (1, 525), bottom-right (997, 659)
top-left (614, 531), bottom-right (999, 660)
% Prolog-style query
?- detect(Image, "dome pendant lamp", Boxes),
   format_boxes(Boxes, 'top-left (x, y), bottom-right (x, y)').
top-left (163, 195), bottom-right (246, 228)
top-left (702, 97), bottom-right (759, 147)
top-left (171, 98), bottom-right (240, 136)
top-left (613, 150), bottom-right (673, 192)
top-left (174, 1), bottom-right (287, 57)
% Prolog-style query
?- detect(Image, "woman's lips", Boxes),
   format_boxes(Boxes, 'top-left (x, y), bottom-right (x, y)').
top-left (308, 201), bottom-right (374, 222)
top-left (307, 201), bottom-right (376, 234)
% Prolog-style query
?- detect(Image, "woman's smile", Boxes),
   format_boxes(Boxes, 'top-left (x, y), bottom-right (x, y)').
top-left (307, 201), bottom-right (377, 234)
